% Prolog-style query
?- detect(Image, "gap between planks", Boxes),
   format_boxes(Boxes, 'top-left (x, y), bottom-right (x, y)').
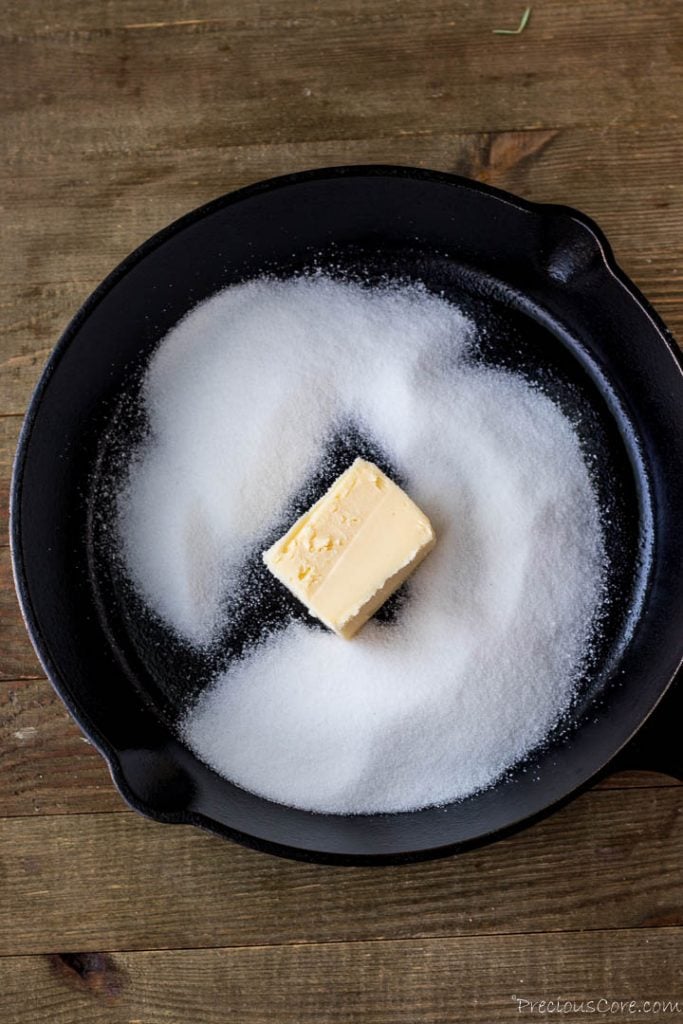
top-left (0, 923), bottom-right (680, 962)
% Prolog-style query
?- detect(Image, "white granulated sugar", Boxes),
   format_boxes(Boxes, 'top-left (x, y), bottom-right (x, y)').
top-left (118, 275), bottom-right (605, 814)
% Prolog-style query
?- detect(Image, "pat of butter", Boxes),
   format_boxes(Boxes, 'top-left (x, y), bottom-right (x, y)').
top-left (263, 458), bottom-right (436, 639)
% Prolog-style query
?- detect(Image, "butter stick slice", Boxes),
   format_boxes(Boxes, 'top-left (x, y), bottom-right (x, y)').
top-left (263, 458), bottom-right (436, 639)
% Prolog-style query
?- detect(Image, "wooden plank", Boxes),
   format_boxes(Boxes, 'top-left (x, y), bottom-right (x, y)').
top-left (1, 123), bottom-right (681, 413)
top-left (0, 787), bottom-right (680, 956)
top-left (2, 0), bottom-right (682, 161)
top-left (0, 928), bottom-right (681, 1024)
top-left (0, 676), bottom-right (677, 820)
top-left (0, 282), bottom-right (95, 418)
top-left (0, 415), bottom-right (21, 544)
top-left (0, 678), bottom-right (124, 816)
top-left (581, 770), bottom-right (680, 790)
top-left (0, 547), bottom-right (43, 680)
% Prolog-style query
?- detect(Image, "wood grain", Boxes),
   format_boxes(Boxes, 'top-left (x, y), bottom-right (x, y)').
top-left (0, 547), bottom-right (43, 680)
top-left (0, 678), bottom-right (125, 816)
top-left (1, 927), bottom-right (681, 1024)
top-left (3, 0), bottom-right (682, 157)
top-left (0, 415), bottom-right (21, 545)
top-left (0, 788), bottom-right (680, 957)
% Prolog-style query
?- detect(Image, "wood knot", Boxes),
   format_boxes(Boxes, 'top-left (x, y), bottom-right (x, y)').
top-left (50, 951), bottom-right (126, 1002)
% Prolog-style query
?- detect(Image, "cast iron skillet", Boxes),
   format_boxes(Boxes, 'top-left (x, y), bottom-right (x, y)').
top-left (11, 166), bottom-right (683, 865)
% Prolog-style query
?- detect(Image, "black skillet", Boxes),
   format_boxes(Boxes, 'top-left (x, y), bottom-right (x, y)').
top-left (11, 166), bottom-right (683, 864)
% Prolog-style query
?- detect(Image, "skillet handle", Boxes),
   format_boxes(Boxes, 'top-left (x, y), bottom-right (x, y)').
top-left (607, 676), bottom-right (683, 781)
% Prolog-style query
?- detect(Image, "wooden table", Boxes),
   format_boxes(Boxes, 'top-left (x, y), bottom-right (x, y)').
top-left (1, 2), bottom-right (681, 1020)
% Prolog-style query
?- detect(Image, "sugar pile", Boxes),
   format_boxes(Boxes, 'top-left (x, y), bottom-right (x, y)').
top-left (117, 275), bottom-right (605, 814)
